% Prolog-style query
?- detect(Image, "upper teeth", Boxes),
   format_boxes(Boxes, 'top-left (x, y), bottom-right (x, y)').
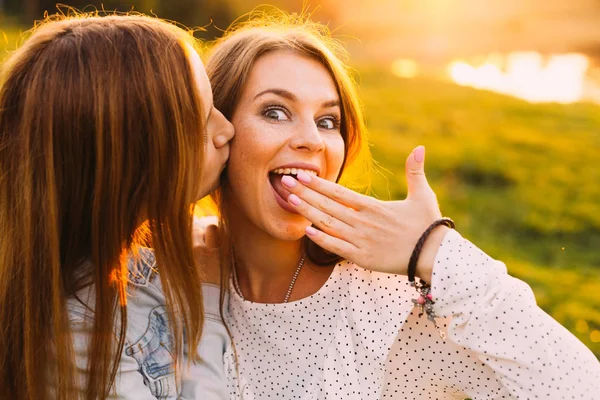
top-left (271, 168), bottom-right (318, 176)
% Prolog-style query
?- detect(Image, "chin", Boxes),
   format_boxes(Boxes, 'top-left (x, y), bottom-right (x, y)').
top-left (283, 225), bottom-right (310, 241)
top-left (264, 211), bottom-right (310, 242)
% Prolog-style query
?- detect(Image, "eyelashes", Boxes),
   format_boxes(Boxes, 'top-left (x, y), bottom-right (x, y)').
top-left (262, 105), bottom-right (289, 121)
top-left (320, 115), bottom-right (341, 130)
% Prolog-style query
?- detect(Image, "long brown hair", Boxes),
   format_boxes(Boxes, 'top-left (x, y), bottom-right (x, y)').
top-left (0, 13), bottom-right (207, 399)
top-left (206, 9), bottom-right (372, 268)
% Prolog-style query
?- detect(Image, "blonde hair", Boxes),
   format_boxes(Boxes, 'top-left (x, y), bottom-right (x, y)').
top-left (0, 13), bottom-right (207, 399)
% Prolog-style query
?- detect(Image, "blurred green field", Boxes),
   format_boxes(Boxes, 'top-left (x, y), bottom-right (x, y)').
top-left (357, 67), bottom-right (600, 357)
top-left (2, 22), bottom-right (598, 357)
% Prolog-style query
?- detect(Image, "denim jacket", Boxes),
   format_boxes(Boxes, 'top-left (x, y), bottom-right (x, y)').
top-left (67, 248), bottom-right (229, 399)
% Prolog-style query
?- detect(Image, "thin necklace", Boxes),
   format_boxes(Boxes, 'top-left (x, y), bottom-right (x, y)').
top-left (231, 250), bottom-right (306, 303)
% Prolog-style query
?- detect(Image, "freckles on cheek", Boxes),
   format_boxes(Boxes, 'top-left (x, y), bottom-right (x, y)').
top-left (247, 131), bottom-right (266, 159)
top-left (327, 138), bottom-right (346, 180)
top-left (233, 119), bottom-right (264, 163)
top-left (231, 149), bottom-right (252, 186)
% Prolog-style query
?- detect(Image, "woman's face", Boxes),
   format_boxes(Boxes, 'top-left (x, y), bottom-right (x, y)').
top-left (187, 45), bottom-right (235, 199)
top-left (228, 50), bottom-right (346, 240)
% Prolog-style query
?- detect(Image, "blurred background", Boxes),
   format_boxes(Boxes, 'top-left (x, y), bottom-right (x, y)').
top-left (1, 1), bottom-right (599, 358)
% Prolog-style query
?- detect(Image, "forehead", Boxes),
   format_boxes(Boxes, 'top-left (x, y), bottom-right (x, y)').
top-left (244, 50), bottom-right (339, 101)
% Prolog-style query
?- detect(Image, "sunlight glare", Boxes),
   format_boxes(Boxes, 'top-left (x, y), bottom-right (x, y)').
top-left (391, 58), bottom-right (419, 79)
top-left (448, 52), bottom-right (589, 103)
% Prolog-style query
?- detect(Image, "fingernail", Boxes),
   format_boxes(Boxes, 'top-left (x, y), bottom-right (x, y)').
top-left (288, 194), bottom-right (301, 206)
top-left (305, 226), bottom-right (318, 236)
top-left (281, 175), bottom-right (297, 188)
top-left (413, 146), bottom-right (425, 163)
top-left (297, 171), bottom-right (312, 184)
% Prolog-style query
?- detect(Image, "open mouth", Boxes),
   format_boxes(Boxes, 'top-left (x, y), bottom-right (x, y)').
top-left (268, 167), bottom-right (318, 213)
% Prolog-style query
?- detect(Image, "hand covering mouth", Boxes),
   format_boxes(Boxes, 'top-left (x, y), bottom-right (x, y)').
top-left (269, 167), bottom-right (318, 201)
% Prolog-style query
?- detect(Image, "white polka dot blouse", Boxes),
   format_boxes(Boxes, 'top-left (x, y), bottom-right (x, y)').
top-left (224, 230), bottom-right (600, 399)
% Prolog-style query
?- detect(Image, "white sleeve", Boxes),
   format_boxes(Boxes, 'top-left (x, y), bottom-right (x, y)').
top-left (430, 229), bottom-right (600, 398)
top-left (179, 284), bottom-right (229, 400)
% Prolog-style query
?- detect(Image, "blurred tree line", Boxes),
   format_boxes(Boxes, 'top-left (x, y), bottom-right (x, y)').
top-left (1, 0), bottom-right (234, 39)
top-left (0, 0), bottom-right (339, 39)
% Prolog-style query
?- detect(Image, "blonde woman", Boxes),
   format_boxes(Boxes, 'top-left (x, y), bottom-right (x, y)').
top-left (205, 12), bottom-right (600, 399)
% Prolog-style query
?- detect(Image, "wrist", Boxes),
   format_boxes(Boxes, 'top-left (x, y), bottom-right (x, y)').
top-left (408, 218), bottom-right (454, 339)
top-left (414, 225), bottom-right (451, 283)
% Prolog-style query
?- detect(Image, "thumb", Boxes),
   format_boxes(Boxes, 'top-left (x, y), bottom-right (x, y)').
top-left (405, 145), bottom-right (432, 200)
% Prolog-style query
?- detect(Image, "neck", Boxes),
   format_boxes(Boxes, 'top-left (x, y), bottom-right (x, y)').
top-left (229, 208), bottom-right (306, 303)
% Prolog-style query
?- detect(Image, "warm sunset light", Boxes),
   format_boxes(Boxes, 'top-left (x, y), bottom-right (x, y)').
top-left (391, 58), bottom-right (419, 79)
top-left (448, 52), bottom-right (589, 103)
top-left (0, 0), bottom-right (599, 368)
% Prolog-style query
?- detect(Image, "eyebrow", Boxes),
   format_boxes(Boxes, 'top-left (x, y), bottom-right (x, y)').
top-left (254, 88), bottom-right (341, 109)
top-left (321, 99), bottom-right (341, 109)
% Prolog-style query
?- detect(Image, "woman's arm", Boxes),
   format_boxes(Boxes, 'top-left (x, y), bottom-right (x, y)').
top-left (69, 286), bottom-right (229, 399)
top-left (181, 220), bottom-right (230, 398)
top-left (68, 319), bottom-right (158, 399)
top-left (68, 242), bottom-right (228, 400)
top-left (427, 230), bottom-right (600, 398)
top-left (281, 146), bottom-right (600, 396)
top-left (179, 284), bottom-right (229, 400)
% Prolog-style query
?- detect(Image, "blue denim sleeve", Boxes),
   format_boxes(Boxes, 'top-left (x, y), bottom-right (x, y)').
top-left (180, 284), bottom-right (229, 400)
top-left (69, 298), bottom-right (160, 399)
top-left (68, 251), bottom-right (229, 399)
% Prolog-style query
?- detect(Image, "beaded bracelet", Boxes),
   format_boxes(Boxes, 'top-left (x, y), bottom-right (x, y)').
top-left (408, 217), bottom-right (456, 339)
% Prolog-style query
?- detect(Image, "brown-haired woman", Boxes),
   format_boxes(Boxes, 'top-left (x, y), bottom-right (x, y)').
top-left (205, 11), bottom-right (600, 399)
top-left (0, 13), bottom-right (233, 399)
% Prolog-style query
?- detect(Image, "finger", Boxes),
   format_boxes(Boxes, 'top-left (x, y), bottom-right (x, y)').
top-left (193, 233), bottom-right (206, 248)
top-left (281, 175), bottom-right (358, 227)
top-left (290, 172), bottom-right (369, 211)
top-left (204, 224), bottom-right (220, 250)
top-left (287, 193), bottom-right (356, 244)
top-left (405, 145), bottom-right (433, 200)
top-left (305, 226), bottom-right (360, 260)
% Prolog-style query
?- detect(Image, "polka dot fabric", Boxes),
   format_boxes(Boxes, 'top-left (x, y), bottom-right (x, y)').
top-left (224, 230), bottom-right (600, 399)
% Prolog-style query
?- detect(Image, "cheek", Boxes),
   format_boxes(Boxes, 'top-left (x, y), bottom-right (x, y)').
top-left (199, 143), bottom-right (215, 179)
top-left (229, 115), bottom-right (285, 169)
top-left (227, 144), bottom-right (252, 190)
top-left (226, 119), bottom-right (265, 192)
top-left (229, 120), bottom-right (260, 168)
top-left (203, 141), bottom-right (215, 164)
top-left (326, 135), bottom-right (346, 180)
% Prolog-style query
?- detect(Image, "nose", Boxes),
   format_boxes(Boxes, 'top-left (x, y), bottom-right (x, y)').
top-left (289, 119), bottom-right (325, 152)
top-left (212, 108), bottom-right (235, 148)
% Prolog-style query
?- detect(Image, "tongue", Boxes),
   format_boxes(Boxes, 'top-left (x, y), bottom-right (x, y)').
top-left (270, 174), bottom-right (292, 201)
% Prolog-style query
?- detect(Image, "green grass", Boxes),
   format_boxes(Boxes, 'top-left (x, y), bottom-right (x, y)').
top-left (1, 19), bottom-right (598, 357)
top-left (355, 67), bottom-right (600, 357)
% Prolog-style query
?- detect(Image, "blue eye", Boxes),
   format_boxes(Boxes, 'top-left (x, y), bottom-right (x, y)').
top-left (317, 116), bottom-right (340, 130)
top-left (263, 107), bottom-right (289, 121)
